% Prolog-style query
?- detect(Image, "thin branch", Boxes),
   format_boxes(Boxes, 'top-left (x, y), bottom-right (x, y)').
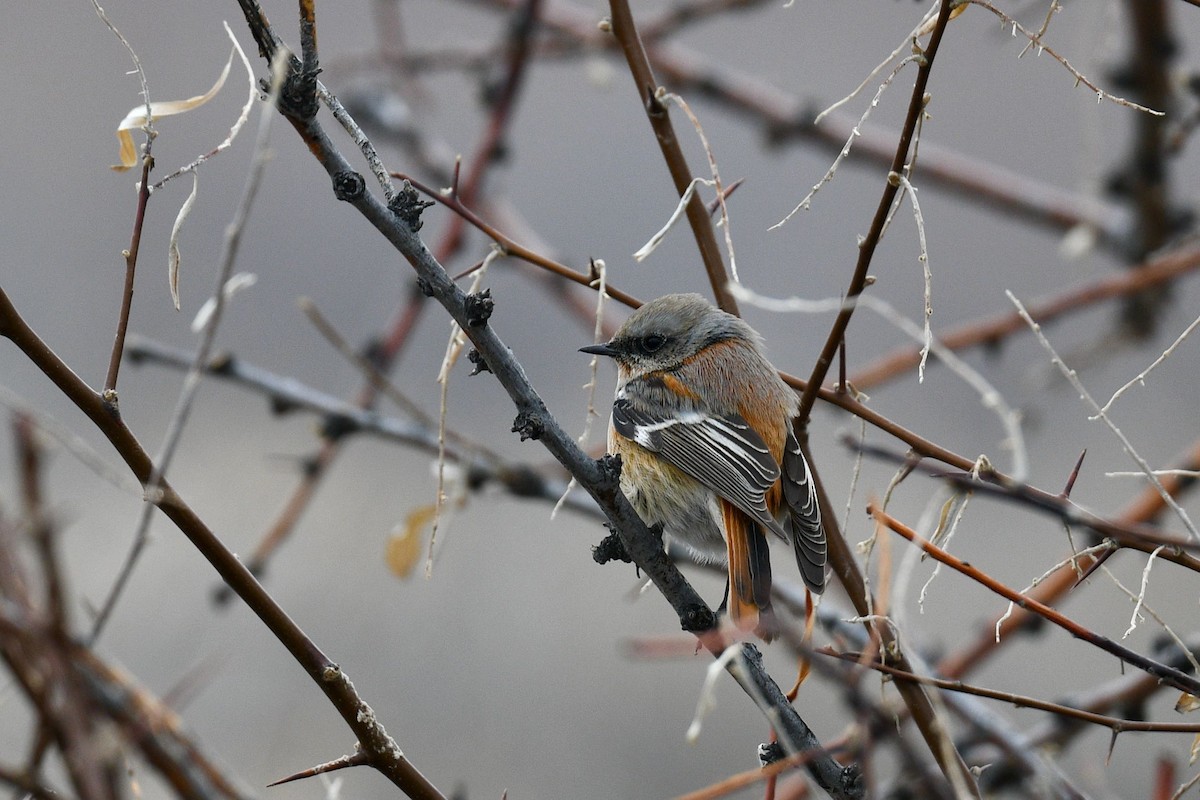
top-left (849, 243), bottom-right (1200, 390)
top-left (1008, 290), bottom-right (1199, 541)
top-left (89, 51), bottom-right (288, 644)
top-left (966, 0), bottom-right (1164, 115)
top-left (846, 438), bottom-right (1200, 566)
top-left (870, 503), bottom-right (1200, 698)
top-left (795, 0), bottom-right (955, 424)
top-left (397, 172), bottom-right (642, 308)
top-left (0, 285), bottom-right (448, 799)
top-left (94, 0), bottom-right (155, 394)
top-left (606, 0), bottom-right (739, 313)
top-left (822, 648), bottom-right (1200, 734)
top-left (123, 336), bottom-right (598, 518)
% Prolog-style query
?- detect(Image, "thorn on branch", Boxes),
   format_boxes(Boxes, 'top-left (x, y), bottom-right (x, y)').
top-left (268, 751), bottom-right (369, 787)
top-left (511, 410), bottom-right (544, 441)
top-left (467, 348), bottom-right (491, 375)
top-left (332, 170), bottom-right (366, 202)
top-left (389, 181), bottom-right (436, 232)
top-left (464, 288), bottom-right (494, 327)
top-left (1063, 450), bottom-right (1087, 498)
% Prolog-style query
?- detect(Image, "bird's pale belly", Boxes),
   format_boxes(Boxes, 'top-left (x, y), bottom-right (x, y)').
top-left (619, 449), bottom-right (728, 564)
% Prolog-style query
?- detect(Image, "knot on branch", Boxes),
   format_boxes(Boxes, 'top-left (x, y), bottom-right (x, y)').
top-left (389, 181), bottom-right (436, 232)
top-left (467, 348), bottom-right (491, 375)
top-left (511, 410), bottom-right (544, 441)
top-left (416, 277), bottom-right (435, 297)
top-left (275, 62), bottom-right (321, 121)
top-left (839, 765), bottom-right (866, 798)
top-left (320, 413), bottom-right (358, 441)
top-left (757, 741), bottom-right (785, 766)
top-left (592, 529), bottom-right (632, 565)
top-left (464, 289), bottom-right (494, 327)
top-left (596, 453), bottom-right (623, 494)
top-left (680, 603), bottom-right (717, 634)
top-left (332, 170), bottom-right (365, 202)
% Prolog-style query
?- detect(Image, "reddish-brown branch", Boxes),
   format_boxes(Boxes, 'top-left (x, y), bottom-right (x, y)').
top-left (104, 154), bottom-right (153, 394)
top-left (850, 243), bottom-right (1200, 389)
top-left (398, 173), bottom-right (642, 307)
top-left (607, 0), bottom-right (739, 314)
top-left (0, 287), bottom-right (446, 800)
top-left (823, 648), bottom-right (1200, 735)
top-left (870, 502), bottom-right (1200, 698)
top-left (937, 436), bottom-right (1200, 680)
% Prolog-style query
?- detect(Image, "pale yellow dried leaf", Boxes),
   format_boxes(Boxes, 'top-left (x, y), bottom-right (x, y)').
top-left (1191, 732), bottom-right (1200, 766)
top-left (1179, 692), bottom-right (1200, 713)
top-left (112, 49), bottom-right (235, 171)
top-left (387, 505), bottom-right (435, 579)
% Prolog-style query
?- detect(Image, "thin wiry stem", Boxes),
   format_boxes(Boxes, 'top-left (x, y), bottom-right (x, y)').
top-left (89, 52), bottom-right (287, 644)
top-left (1008, 291), bottom-right (1198, 541)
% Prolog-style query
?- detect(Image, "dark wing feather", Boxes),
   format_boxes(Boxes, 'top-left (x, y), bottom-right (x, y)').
top-left (782, 427), bottom-right (827, 594)
top-left (611, 398), bottom-right (785, 537)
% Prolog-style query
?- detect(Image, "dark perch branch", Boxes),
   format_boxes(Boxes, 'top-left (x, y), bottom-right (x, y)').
top-left (227, 9), bottom-right (860, 795)
top-left (241, 0), bottom-right (543, 586)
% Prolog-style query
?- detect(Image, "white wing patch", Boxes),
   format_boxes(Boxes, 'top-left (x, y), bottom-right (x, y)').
top-left (612, 398), bottom-right (784, 535)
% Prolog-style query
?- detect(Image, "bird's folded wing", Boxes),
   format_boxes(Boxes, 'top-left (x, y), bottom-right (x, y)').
top-left (782, 427), bottom-right (828, 593)
top-left (611, 398), bottom-right (784, 536)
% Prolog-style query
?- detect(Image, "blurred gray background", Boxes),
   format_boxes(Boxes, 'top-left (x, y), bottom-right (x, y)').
top-left (2, 1), bottom-right (1200, 798)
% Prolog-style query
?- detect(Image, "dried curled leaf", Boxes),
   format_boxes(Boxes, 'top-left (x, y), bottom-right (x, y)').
top-left (191, 272), bottom-right (257, 332)
top-left (1179, 692), bottom-right (1200, 714)
top-left (168, 173), bottom-right (199, 309)
top-left (112, 48), bottom-right (235, 171)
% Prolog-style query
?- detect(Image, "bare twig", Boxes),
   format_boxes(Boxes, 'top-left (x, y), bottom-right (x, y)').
top-left (849, 243), bottom-right (1200, 390)
top-left (1008, 290), bottom-right (1199, 541)
top-left (89, 51), bottom-right (288, 644)
top-left (870, 503), bottom-right (1200, 698)
top-left (822, 648), bottom-right (1200, 734)
top-left (606, 0), bottom-right (738, 313)
top-left (0, 283), bottom-right (448, 798)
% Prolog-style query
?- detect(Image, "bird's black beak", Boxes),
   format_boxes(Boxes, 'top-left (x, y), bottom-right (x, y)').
top-left (579, 342), bottom-right (619, 358)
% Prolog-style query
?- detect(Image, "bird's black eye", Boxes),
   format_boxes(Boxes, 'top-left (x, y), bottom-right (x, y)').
top-left (639, 334), bottom-right (668, 355)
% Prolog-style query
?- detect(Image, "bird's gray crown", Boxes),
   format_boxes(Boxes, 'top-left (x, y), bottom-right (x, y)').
top-left (603, 293), bottom-right (761, 370)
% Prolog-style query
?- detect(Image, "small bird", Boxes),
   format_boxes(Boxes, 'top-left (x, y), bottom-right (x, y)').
top-left (581, 293), bottom-right (826, 635)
